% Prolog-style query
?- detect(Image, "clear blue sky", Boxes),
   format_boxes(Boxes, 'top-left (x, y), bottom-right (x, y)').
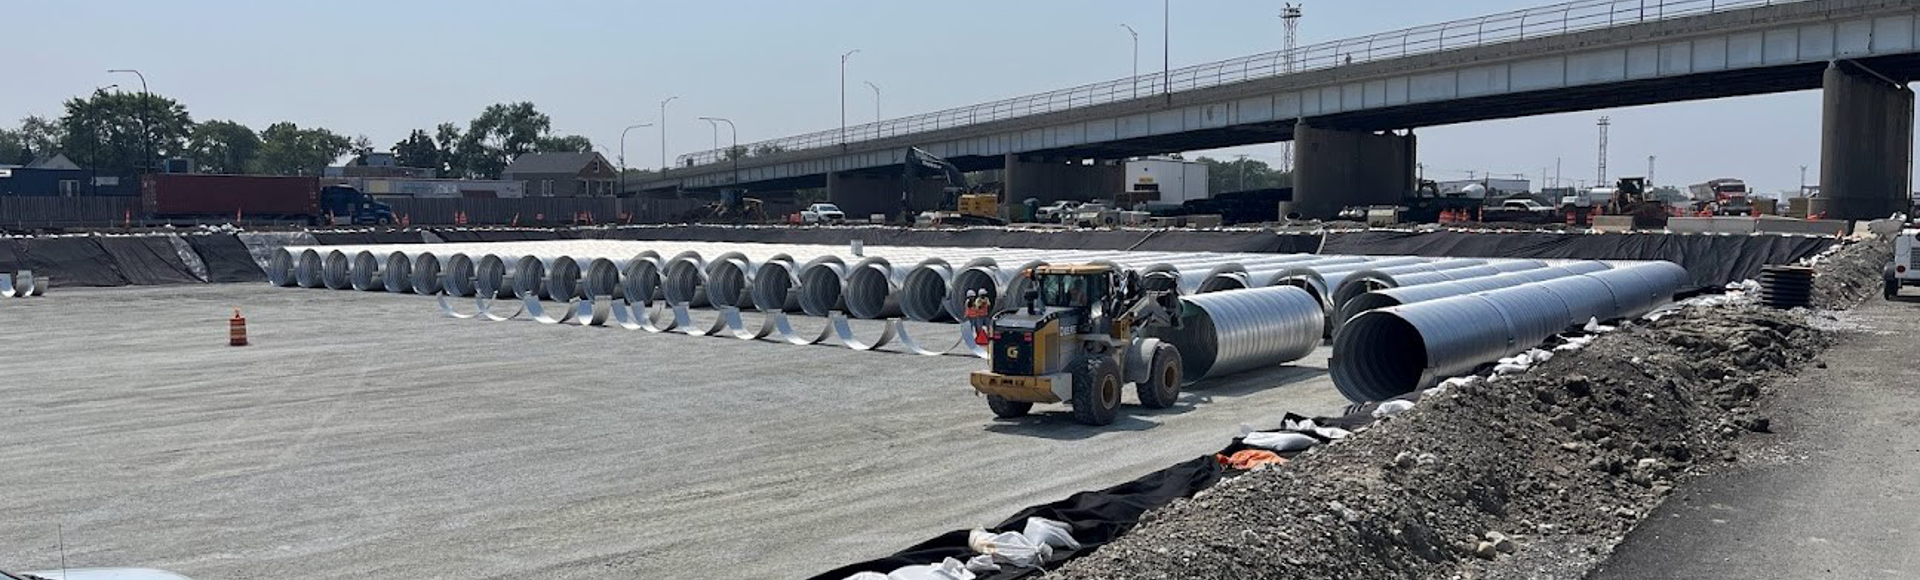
top-left (4, 0), bottom-right (1905, 195)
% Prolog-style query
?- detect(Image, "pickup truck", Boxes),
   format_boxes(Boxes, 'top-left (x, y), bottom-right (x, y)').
top-left (1500, 199), bottom-right (1556, 214)
top-left (1034, 200), bottom-right (1082, 222)
top-left (800, 203), bottom-right (846, 224)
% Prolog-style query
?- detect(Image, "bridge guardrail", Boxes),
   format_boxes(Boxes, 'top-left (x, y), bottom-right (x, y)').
top-left (674, 0), bottom-right (1794, 169)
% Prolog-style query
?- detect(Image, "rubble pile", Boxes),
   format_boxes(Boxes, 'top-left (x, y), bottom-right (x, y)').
top-left (1053, 237), bottom-right (1890, 580)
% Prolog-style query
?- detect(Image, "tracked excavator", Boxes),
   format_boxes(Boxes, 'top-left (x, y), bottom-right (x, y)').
top-left (969, 264), bottom-right (1185, 425)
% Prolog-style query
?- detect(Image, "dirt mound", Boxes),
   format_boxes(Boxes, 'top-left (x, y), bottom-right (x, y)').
top-left (1809, 236), bottom-right (1890, 309)
top-left (1056, 303), bottom-right (1828, 580)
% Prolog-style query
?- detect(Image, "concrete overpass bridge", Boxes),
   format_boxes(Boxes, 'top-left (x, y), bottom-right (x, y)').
top-left (635, 0), bottom-right (1920, 220)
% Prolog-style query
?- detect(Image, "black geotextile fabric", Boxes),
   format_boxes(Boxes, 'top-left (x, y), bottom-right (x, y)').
top-left (602, 226), bottom-right (1326, 254)
top-left (185, 234), bottom-right (266, 283)
top-left (308, 231), bottom-right (425, 245)
top-left (803, 455), bottom-right (1225, 580)
top-left (0, 239), bottom-right (21, 273)
top-left (98, 236), bottom-right (201, 285)
top-left (1319, 230), bottom-right (1834, 292)
top-left (16, 237), bottom-right (126, 286)
top-left (429, 229), bottom-right (565, 242)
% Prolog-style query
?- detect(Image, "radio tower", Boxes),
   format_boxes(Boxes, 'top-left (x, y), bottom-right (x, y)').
top-left (1595, 116), bottom-right (1611, 185)
top-left (1280, 4), bottom-right (1303, 173)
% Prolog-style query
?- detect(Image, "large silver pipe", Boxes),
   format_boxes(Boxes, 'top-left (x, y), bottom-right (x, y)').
top-left (442, 253), bottom-right (478, 297)
top-left (1150, 285), bottom-right (1324, 380)
top-left (662, 251), bottom-right (709, 307)
top-left (266, 248), bottom-right (298, 287)
top-left (1329, 260), bottom-right (1547, 314)
top-left (350, 251), bottom-right (386, 291)
top-left (621, 251), bottom-right (666, 305)
top-left (899, 258), bottom-right (957, 322)
top-left (1337, 262), bottom-right (1613, 328)
top-left (383, 251), bottom-right (415, 294)
top-left (294, 248), bottom-right (325, 288)
top-left (1331, 261), bottom-right (1685, 402)
top-left (844, 256), bottom-right (906, 319)
top-left (411, 252), bottom-right (445, 295)
top-left (750, 256), bottom-right (802, 313)
top-left (705, 251), bottom-right (767, 309)
top-left (796, 256), bottom-right (848, 317)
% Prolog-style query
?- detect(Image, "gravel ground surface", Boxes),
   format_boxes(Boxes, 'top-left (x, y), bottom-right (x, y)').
top-left (1052, 239), bottom-right (1886, 580)
top-left (0, 285), bottom-right (1351, 580)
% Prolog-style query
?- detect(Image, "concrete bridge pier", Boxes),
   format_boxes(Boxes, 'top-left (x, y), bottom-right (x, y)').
top-left (1819, 61), bottom-right (1914, 221)
top-left (1003, 155), bottom-right (1125, 205)
top-left (1289, 122), bottom-right (1417, 220)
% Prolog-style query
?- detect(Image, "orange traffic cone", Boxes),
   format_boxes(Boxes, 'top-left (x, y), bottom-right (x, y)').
top-left (229, 308), bottom-right (249, 347)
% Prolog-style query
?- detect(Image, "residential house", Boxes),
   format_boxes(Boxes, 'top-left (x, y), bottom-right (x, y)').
top-left (501, 152), bottom-right (616, 197)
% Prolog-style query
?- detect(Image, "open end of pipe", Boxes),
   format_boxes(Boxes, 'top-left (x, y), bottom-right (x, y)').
top-left (664, 259), bottom-right (706, 306)
top-left (751, 261), bottom-right (797, 313)
top-left (351, 252), bottom-right (383, 291)
top-left (1196, 274), bottom-right (1248, 294)
top-left (1333, 275), bottom-right (1397, 311)
top-left (1337, 293), bottom-right (1403, 327)
top-left (476, 255), bottom-right (507, 298)
top-left (295, 250), bottom-right (323, 288)
top-left (900, 266), bottom-right (953, 322)
top-left (1141, 271), bottom-right (1182, 293)
top-left (1331, 312), bottom-right (1428, 402)
top-left (514, 256), bottom-right (548, 299)
top-left (384, 252), bottom-right (414, 293)
top-left (548, 257), bottom-right (582, 300)
top-left (584, 258), bottom-right (621, 298)
top-left (267, 249), bottom-right (296, 286)
top-left (624, 261), bottom-right (662, 304)
top-left (708, 260), bottom-right (752, 308)
top-left (413, 253), bottom-right (445, 295)
top-left (844, 264), bottom-right (896, 319)
top-left (798, 264), bottom-right (844, 317)
top-left (950, 267), bottom-right (999, 319)
top-left (442, 254), bottom-right (474, 297)
top-left (322, 251), bottom-right (353, 289)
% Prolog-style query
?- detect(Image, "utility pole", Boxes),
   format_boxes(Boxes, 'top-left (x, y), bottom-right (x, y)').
top-left (659, 96), bottom-right (678, 169)
top-left (1799, 165), bottom-right (1808, 195)
top-left (1555, 157), bottom-right (1562, 189)
top-left (1234, 154), bottom-right (1249, 191)
top-left (1121, 24), bottom-right (1139, 98)
top-left (841, 49), bottom-right (860, 147)
top-left (1279, 4), bottom-right (1302, 173)
top-left (1647, 155), bottom-right (1656, 185)
top-left (1595, 116), bottom-right (1611, 185)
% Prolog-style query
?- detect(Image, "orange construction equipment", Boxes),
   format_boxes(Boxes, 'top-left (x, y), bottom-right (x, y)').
top-left (228, 308), bottom-right (249, 347)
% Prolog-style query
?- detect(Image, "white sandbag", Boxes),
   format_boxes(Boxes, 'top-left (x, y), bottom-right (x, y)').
top-left (1243, 431), bottom-right (1320, 452)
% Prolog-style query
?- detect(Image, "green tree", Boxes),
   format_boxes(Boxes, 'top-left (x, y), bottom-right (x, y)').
top-left (188, 120), bottom-right (262, 174)
top-left (459, 102), bottom-right (551, 178)
top-left (350, 134), bottom-right (375, 158)
top-left (59, 91), bottom-right (192, 176)
top-left (253, 122), bottom-right (350, 176)
top-left (0, 127), bottom-right (28, 165)
top-left (535, 134), bottom-right (593, 153)
top-left (19, 116), bottom-right (64, 157)
top-left (392, 129), bottom-right (442, 173)
top-left (1195, 156), bottom-right (1290, 193)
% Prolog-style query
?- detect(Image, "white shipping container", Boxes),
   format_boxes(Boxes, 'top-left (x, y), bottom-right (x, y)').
top-left (1126, 158), bottom-right (1209, 206)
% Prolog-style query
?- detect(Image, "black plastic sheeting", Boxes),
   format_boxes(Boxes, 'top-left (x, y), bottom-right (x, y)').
top-left (15, 237), bottom-right (126, 287)
top-left (185, 234), bottom-right (267, 283)
top-left (804, 455), bottom-right (1224, 580)
top-left (308, 231), bottom-right (427, 245)
top-left (598, 226), bottom-right (1326, 254)
top-left (0, 239), bottom-right (21, 273)
top-left (97, 236), bottom-right (201, 285)
top-left (1319, 230), bottom-right (1835, 291)
top-left (429, 228), bottom-right (566, 242)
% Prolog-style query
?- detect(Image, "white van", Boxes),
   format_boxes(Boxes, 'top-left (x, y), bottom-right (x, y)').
top-left (1887, 229), bottom-right (1920, 298)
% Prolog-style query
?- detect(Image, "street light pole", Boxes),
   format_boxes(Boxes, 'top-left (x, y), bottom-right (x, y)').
top-left (91, 84), bottom-right (116, 194)
top-left (106, 69), bottom-right (151, 174)
top-left (1121, 24), bottom-right (1139, 98)
top-left (864, 81), bottom-right (881, 123)
top-left (619, 122), bottom-right (652, 197)
top-left (658, 96), bottom-right (678, 169)
top-left (699, 116), bottom-right (739, 187)
top-left (1163, 0), bottom-right (1171, 99)
top-left (841, 49), bottom-right (860, 147)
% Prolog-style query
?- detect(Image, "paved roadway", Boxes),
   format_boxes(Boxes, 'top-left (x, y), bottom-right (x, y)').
top-left (0, 285), bottom-right (1351, 580)
top-left (1590, 298), bottom-right (1920, 579)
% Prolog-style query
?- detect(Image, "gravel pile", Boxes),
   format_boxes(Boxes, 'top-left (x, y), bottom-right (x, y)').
top-left (1048, 241), bottom-right (1892, 579)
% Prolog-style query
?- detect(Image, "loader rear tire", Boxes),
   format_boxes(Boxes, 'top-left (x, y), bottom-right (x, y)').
top-left (1136, 343), bottom-right (1183, 409)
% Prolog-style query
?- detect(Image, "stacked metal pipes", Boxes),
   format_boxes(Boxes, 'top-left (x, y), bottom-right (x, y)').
top-left (1, 270), bottom-right (49, 298)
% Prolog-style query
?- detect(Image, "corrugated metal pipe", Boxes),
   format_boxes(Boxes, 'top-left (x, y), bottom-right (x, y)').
top-left (1151, 285), bottom-right (1324, 380)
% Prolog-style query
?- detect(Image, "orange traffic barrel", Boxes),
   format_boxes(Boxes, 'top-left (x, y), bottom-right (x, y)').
top-left (229, 308), bottom-right (249, 347)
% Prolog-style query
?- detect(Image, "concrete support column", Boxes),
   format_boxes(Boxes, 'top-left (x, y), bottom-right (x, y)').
top-left (1291, 121), bottom-right (1416, 219)
top-left (826, 171), bottom-right (896, 220)
top-left (1820, 61), bottom-right (1914, 220)
top-left (1003, 154), bottom-right (1126, 205)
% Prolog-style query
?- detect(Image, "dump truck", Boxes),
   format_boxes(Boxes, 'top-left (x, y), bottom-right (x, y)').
top-left (142, 174), bottom-right (394, 225)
